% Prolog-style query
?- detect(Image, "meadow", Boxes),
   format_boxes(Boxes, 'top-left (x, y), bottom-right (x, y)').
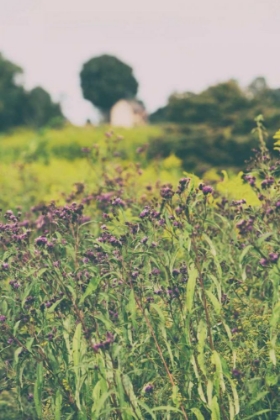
top-left (0, 121), bottom-right (279, 419)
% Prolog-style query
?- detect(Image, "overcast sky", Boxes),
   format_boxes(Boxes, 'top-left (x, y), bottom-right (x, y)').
top-left (1, 0), bottom-right (280, 124)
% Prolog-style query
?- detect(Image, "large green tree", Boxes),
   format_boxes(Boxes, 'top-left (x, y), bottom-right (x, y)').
top-left (24, 87), bottom-right (64, 128)
top-left (0, 53), bottom-right (26, 130)
top-left (0, 53), bottom-right (64, 131)
top-left (80, 54), bottom-right (138, 120)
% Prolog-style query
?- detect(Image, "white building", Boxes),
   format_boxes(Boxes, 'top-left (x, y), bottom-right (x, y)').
top-left (110, 99), bottom-right (147, 128)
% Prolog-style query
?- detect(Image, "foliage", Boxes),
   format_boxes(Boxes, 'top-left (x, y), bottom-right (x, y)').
top-left (80, 55), bottom-right (139, 120)
top-left (24, 87), bottom-right (64, 129)
top-left (148, 79), bottom-right (280, 174)
top-left (0, 53), bottom-right (64, 132)
top-left (0, 122), bottom-right (279, 419)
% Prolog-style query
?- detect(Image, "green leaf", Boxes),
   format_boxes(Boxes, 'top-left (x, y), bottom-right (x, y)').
top-left (186, 265), bottom-right (198, 313)
top-left (34, 362), bottom-right (43, 419)
top-left (14, 347), bottom-right (23, 366)
top-left (206, 290), bottom-right (221, 315)
top-left (210, 395), bottom-right (220, 420)
top-left (197, 320), bottom-right (207, 375)
top-left (54, 389), bottom-right (62, 420)
top-left (73, 322), bottom-right (82, 369)
top-left (191, 408), bottom-right (205, 420)
top-left (211, 351), bottom-right (226, 393)
top-left (122, 374), bottom-right (143, 418)
top-left (79, 277), bottom-right (101, 305)
top-left (239, 245), bottom-right (253, 263)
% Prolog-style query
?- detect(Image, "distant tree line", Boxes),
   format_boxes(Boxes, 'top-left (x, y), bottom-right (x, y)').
top-left (148, 78), bottom-right (280, 174)
top-left (0, 53), bottom-right (64, 131)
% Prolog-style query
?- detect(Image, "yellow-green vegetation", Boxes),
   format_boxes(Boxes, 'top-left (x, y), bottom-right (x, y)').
top-left (0, 124), bottom-right (260, 211)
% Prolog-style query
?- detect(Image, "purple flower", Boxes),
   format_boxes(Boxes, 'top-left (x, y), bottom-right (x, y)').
top-left (144, 384), bottom-right (154, 393)
top-left (269, 253), bottom-right (279, 263)
top-left (35, 236), bottom-right (48, 246)
top-left (244, 175), bottom-right (256, 186)
top-left (259, 258), bottom-right (269, 267)
top-left (160, 186), bottom-right (174, 199)
top-left (232, 369), bottom-right (242, 378)
top-left (200, 184), bottom-right (213, 195)
top-left (179, 177), bottom-right (190, 186)
top-left (140, 208), bottom-right (150, 218)
top-left (172, 269), bottom-right (180, 276)
top-left (261, 177), bottom-right (274, 189)
top-left (151, 268), bottom-right (161, 276)
top-left (9, 280), bottom-right (20, 289)
top-left (0, 315), bottom-right (7, 322)
top-left (140, 236), bottom-right (148, 244)
top-left (7, 338), bottom-right (13, 345)
top-left (112, 197), bottom-right (126, 207)
top-left (276, 201), bottom-right (280, 210)
top-left (27, 393), bottom-right (34, 402)
top-left (2, 262), bottom-right (9, 270)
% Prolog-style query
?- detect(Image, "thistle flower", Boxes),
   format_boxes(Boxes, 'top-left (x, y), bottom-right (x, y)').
top-left (259, 258), bottom-right (268, 267)
top-left (269, 252), bottom-right (279, 263)
top-left (35, 236), bottom-right (48, 246)
top-left (144, 384), bottom-right (154, 393)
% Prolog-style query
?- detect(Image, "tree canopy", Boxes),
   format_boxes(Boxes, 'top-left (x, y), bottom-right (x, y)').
top-left (80, 54), bottom-right (138, 119)
top-left (0, 53), bottom-right (64, 131)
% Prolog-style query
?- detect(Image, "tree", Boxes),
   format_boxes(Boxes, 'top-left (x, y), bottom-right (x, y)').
top-left (0, 53), bottom-right (26, 130)
top-left (24, 87), bottom-right (64, 128)
top-left (80, 55), bottom-right (138, 121)
top-left (0, 53), bottom-right (64, 131)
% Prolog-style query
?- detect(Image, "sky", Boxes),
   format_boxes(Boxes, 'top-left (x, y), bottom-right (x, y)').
top-left (0, 0), bottom-right (280, 124)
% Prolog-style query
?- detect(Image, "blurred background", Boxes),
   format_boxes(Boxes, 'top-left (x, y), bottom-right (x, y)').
top-left (0, 0), bottom-right (280, 179)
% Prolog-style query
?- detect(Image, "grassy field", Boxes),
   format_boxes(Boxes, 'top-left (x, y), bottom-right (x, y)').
top-left (0, 124), bottom-right (259, 210)
top-left (0, 124), bottom-right (279, 419)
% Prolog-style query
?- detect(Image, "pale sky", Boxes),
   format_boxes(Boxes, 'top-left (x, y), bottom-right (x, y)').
top-left (0, 0), bottom-right (280, 124)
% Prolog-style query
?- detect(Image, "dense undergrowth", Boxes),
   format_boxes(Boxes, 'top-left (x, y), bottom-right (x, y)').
top-left (0, 120), bottom-right (280, 419)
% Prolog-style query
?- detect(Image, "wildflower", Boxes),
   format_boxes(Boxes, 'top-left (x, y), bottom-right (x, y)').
top-left (244, 175), bottom-right (256, 186)
top-left (27, 393), bottom-right (34, 402)
top-left (172, 268), bottom-right (180, 276)
top-left (269, 253), bottom-right (279, 263)
top-left (139, 208), bottom-right (150, 218)
top-left (112, 197), bottom-right (126, 207)
top-left (232, 369), bottom-right (242, 378)
top-left (0, 315), bottom-right (7, 322)
top-left (2, 262), bottom-right (9, 270)
top-left (144, 384), bottom-right (154, 393)
top-left (259, 258), bottom-right (269, 267)
top-left (9, 280), bottom-right (20, 289)
top-left (35, 236), bottom-right (48, 246)
top-left (160, 186), bottom-right (174, 199)
top-left (179, 177), bottom-right (190, 186)
top-left (261, 177), bottom-right (274, 189)
top-left (199, 184), bottom-right (213, 195)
